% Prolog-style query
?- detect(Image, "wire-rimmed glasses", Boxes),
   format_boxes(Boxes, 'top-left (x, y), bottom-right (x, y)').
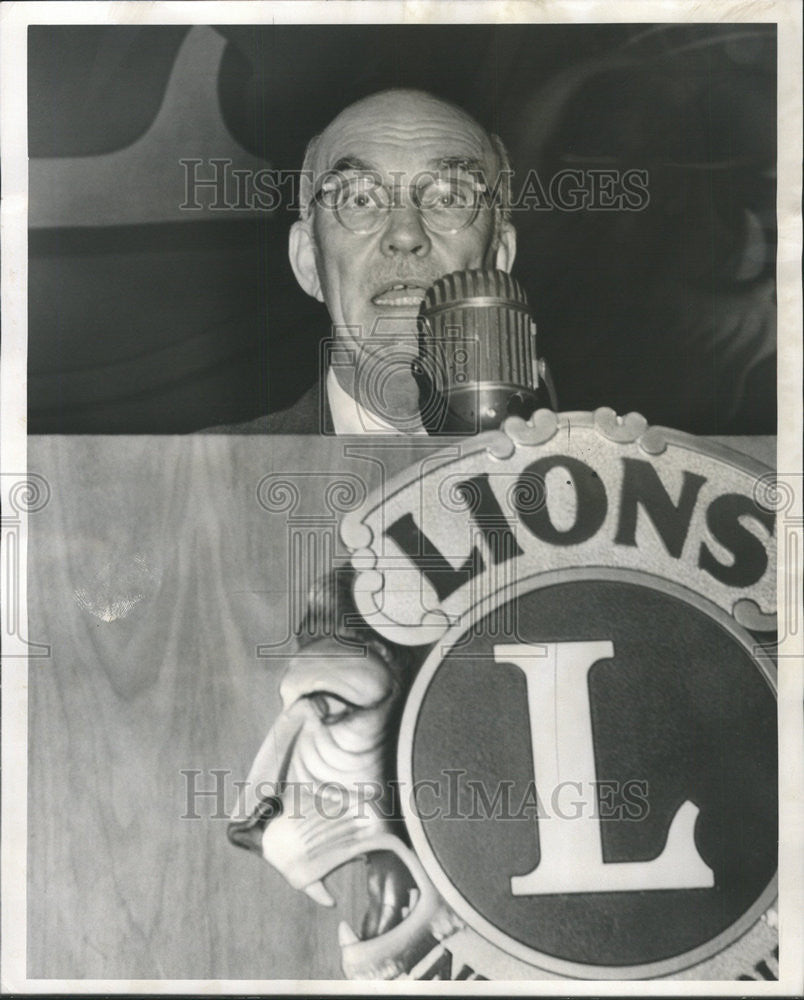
top-left (311, 170), bottom-right (490, 235)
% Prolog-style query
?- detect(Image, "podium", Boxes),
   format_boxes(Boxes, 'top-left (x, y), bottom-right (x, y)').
top-left (24, 432), bottom-right (776, 980)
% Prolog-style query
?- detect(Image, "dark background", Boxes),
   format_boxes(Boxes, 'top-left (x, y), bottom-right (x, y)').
top-left (28, 23), bottom-right (777, 434)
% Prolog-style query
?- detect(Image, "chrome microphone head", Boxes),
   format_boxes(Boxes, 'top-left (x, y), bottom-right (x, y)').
top-left (414, 268), bottom-right (554, 434)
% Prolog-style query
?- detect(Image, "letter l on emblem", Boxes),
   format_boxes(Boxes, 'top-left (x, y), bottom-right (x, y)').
top-left (494, 642), bottom-right (715, 894)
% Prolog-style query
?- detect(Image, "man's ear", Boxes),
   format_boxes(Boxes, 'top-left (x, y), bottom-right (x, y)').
top-left (494, 221), bottom-right (517, 273)
top-left (289, 220), bottom-right (325, 302)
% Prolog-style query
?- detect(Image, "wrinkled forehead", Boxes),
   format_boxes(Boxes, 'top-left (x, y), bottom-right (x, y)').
top-left (311, 92), bottom-right (499, 181)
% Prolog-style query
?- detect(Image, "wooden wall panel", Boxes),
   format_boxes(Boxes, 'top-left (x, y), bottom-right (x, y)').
top-left (26, 435), bottom-right (428, 979)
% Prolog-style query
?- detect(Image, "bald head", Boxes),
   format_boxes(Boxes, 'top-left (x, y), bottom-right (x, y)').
top-left (299, 89), bottom-right (511, 219)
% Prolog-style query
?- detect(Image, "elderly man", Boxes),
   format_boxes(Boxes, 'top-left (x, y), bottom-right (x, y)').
top-left (218, 88), bottom-right (516, 434)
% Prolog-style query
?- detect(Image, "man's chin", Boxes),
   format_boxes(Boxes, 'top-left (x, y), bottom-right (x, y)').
top-left (372, 303), bottom-right (423, 318)
top-left (334, 312), bottom-right (423, 422)
top-left (354, 306), bottom-right (422, 344)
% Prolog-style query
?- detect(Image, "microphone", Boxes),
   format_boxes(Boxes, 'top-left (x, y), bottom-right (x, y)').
top-left (413, 268), bottom-right (557, 434)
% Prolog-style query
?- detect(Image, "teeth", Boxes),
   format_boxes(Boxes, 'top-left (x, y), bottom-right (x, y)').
top-left (374, 296), bottom-right (423, 306)
top-left (338, 920), bottom-right (360, 947)
top-left (372, 284), bottom-right (427, 307)
top-left (304, 880), bottom-right (335, 907)
top-left (400, 886), bottom-right (420, 920)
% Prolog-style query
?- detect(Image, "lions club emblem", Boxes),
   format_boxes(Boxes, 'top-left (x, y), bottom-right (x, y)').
top-left (231, 410), bottom-right (778, 981)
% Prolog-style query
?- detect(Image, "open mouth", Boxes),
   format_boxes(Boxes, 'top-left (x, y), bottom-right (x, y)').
top-left (329, 849), bottom-right (420, 946)
top-left (323, 845), bottom-right (457, 979)
top-left (371, 283), bottom-right (429, 308)
top-left (228, 799), bottom-right (452, 977)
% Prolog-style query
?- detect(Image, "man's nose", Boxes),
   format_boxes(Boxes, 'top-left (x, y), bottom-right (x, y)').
top-left (380, 201), bottom-right (431, 257)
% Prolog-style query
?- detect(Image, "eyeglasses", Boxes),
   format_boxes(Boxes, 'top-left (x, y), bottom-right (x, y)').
top-left (311, 171), bottom-right (490, 235)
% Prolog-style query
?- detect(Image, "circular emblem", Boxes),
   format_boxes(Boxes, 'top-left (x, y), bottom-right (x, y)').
top-left (333, 409), bottom-right (780, 979)
top-left (236, 411), bottom-right (779, 981)
top-left (399, 569), bottom-right (777, 978)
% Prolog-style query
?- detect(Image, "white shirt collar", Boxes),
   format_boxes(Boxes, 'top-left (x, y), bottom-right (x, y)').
top-left (326, 368), bottom-right (427, 435)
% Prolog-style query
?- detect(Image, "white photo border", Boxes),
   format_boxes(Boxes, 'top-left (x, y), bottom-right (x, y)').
top-left (2, 1), bottom-right (801, 994)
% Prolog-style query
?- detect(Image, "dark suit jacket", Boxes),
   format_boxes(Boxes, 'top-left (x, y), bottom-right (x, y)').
top-left (204, 380), bottom-right (332, 434)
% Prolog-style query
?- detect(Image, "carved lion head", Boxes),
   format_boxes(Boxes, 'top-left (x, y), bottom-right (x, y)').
top-left (228, 571), bottom-right (459, 978)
